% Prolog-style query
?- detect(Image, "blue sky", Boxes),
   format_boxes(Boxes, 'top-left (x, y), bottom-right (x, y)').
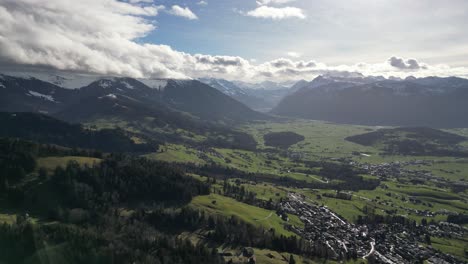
top-left (143, 0), bottom-right (468, 66)
top-left (1, 0), bottom-right (467, 81)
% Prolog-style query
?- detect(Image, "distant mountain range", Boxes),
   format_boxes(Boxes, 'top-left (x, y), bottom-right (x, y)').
top-left (3, 71), bottom-right (468, 128)
top-left (199, 78), bottom-right (291, 112)
top-left (273, 74), bottom-right (468, 128)
top-left (0, 74), bottom-right (267, 124)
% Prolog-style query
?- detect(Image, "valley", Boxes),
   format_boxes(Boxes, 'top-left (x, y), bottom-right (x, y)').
top-left (1, 73), bottom-right (468, 264)
top-left (2, 1), bottom-right (468, 263)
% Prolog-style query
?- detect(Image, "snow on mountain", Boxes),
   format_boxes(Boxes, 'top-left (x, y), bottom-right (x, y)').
top-left (199, 78), bottom-right (247, 96)
top-left (291, 74), bottom-right (390, 94)
top-left (98, 79), bottom-right (113, 88)
top-left (138, 79), bottom-right (168, 90)
top-left (122, 81), bottom-right (134, 90)
top-left (98, 93), bottom-right (117, 99)
top-left (28, 91), bottom-right (55, 102)
top-left (273, 74), bottom-right (468, 127)
top-left (2, 71), bottom-right (100, 89)
top-left (233, 80), bottom-right (292, 91)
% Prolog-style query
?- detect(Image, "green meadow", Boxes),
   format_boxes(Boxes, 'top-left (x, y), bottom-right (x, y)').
top-left (190, 194), bottom-right (303, 237)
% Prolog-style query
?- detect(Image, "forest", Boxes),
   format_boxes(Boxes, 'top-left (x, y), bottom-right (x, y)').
top-left (0, 137), bottom-right (314, 264)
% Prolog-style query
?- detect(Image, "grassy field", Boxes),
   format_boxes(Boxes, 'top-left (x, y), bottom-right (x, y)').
top-left (0, 213), bottom-right (16, 224)
top-left (190, 194), bottom-right (303, 237)
top-left (430, 237), bottom-right (468, 262)
top-left (37, 156), bottom-right (102, 172)
top-left (146, 119), bottom-right (468, 185)
top-left (216, 178), bottom-right (464, 226)
top-left (146, 119), bottom-right (468, 260)
top-left (221, 247), bottom-right (362, 264)
top-left (307, 180), bottom-right (467, 224)
top-left (144, 144), bottom-right (205, 164)
top-left (146, 143), bottom-right (322, 183)
top-left (86, 117), bottom-right (207, 143)
top-left (146, 119), bottom-right (468, 225)
top-left (242, 119), bottom-right (378, 159)
top-left (405, 160), bottom-right (468, 182)
top-left (241, 119), bottom-right (468, 166)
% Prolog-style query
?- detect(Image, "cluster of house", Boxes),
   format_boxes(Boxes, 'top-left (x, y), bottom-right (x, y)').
top-left (355, 160), bottom-right (468, 191)
top-left (195, 147), bottom-right (224, 162)
top-left (278, 193), bottom-right (466, 264)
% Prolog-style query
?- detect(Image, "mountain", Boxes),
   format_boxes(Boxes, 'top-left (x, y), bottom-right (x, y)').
top-left (1, 71), bottom-right (102, 88)
top-left (288, 80), bottom-right (309, 93)
top-left (160, 79), bottom-right (267, 122)
top-left (0, 74), bottom-right (76, 114)
top-left (273, 75), bottom-right (468, 128)
top-left (0, 73), bottom-right (267, 123)
top-left (289, 74), bottom-right (386, 94)
top-left (77, 77), bottom-right (158, 98)
top-left (242, 87), bottom-right (290, 112)
top-left (0, 112), bottom-right (156, 152)
top-left (199, 78), bottom-right (247, 96)
top-left (198, 78), bottom-right (271, 111)
top-left (56, 91), bottom-right (166, 123)
top-left (0, 74), bottom-right (263, 150)
top-left (234, 80), bottom-right (292, 91)
top-left (232, 80), bottom-right (292, 111)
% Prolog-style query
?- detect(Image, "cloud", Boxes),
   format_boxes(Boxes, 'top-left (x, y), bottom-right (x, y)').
top-left (245, 6), bottom-right (306, 20)
top-left (167, 5), bottom-right (198, 20)
top-left (197, 1), bottom-right (208, 6)
top-left (287, 51), bottom-right (301, 58)
top-left (194, 54), bottom-right (248, 67)
top-left (256, 0), bottom-right (296, 5)
top-left (296, 61), bottom-right (316, 68)
top-left (0, 0), bottom-right (467, 83)
top-left (128, 0), bottom-right (154, 3)
top-left (269, 58), bottom-right (295, 68)
top-left (388, 56), bottom-right (426, 70)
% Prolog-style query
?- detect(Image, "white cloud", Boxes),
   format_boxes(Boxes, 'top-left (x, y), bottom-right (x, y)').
top-left (0, 0), bottom-right (466, 83)
top-left (197, 1), bottom-right (208, 6)
top-left (287, 51), bottom-right (301, 58)
top-left (256, 0), bottom-right (296, 5)
top-left (128, 0), bottom-right (154, 3)
top-left (168, 5), bottom-right (198, 20)
top-left (245, 6), bottom-right (306, 20)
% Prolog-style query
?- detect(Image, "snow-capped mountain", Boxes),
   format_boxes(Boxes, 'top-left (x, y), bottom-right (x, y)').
top-left (273, 75), bottom-right (468, 127)
top-left (289, 74), bottom-right (387, 94)
top-left (233, 80), bottom-right (292, 91)
top-left (0, 74), bottom-right (77, 114)
top-left (199, 78), bottom-right (247, 96)
top-left (1, 71), bottom-right (102, 89)
top-left (0, 73), bottom-right (267, 123)
top-left (198, 78), bottom-right (291, 112)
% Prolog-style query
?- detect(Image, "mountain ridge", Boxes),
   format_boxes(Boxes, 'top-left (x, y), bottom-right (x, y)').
top-left (0, 73), bottom-right (268, 124)
top-left (273, 75), bottom-right (468, 128)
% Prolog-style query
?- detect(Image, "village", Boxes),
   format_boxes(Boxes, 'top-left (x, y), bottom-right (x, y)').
top-left (279, 193), bottom-right (466, 264)
top-left (354, 159), bottom-right (468, 190)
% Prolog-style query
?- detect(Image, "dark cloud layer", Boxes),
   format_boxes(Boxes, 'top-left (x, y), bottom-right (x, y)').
top-left (389, 56), bottom-right (426, 70)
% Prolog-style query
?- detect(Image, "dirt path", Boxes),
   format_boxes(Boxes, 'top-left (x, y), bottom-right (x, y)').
top-left (256, 212), bottom-right (273, 221)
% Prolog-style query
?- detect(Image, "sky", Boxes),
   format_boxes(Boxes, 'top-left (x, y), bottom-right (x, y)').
top-left (0, 0), bottom-right (467, 82)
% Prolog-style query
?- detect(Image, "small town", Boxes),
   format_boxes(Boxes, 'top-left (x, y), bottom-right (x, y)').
top-left (279, 193), bottom-right (466, 264)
